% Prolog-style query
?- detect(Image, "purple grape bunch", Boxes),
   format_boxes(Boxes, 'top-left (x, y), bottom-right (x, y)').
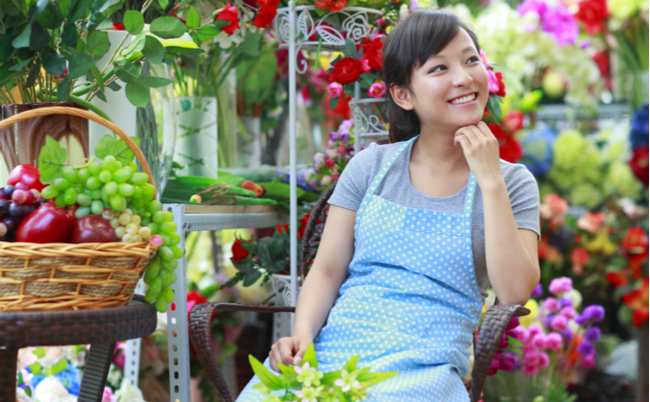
top-left (0, 183), bottom-right (43, 241)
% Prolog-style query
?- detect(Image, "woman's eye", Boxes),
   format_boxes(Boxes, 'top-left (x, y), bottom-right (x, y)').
top-left (429, 65), bottom-right (445, 73)
top-left (467, 56), bottom-right (480, 63)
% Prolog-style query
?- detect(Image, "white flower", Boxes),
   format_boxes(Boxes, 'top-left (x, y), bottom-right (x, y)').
top-left (334, 369), bottom-right (361, 392)
top-left (33, 377), bottom-right (76, 402)
top-left (16, 387), bottom-right (33, 402)
top-left (114, 380), bottom-right (146, 402)
top-left (325, 149), bottom-right (338, 159)
top-left (294, 362), bottom-right (323, 387)
top-left (214, 31), bottom-right (243, 49)
top-left (294, 385), bottom-right (323, 402)
top-left (399, 4), bottom-right (410, 21)
top-left (565, 289), bottom-right (583, 309)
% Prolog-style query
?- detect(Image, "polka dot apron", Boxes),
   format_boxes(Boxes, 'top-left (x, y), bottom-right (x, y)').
top-left (237, 136), bottom-right (483, 401)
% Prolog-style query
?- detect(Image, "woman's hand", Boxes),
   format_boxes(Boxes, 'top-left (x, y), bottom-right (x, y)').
top-left (454, 121), bottom-right (504, 190)
top-left (269, 335), bottom-right (313, 372)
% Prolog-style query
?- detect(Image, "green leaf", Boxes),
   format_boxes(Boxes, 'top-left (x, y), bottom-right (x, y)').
top-left (140, 76), bottom-right (172, 88)
top-left (344, 38), bottom-right (356, 58)
top-left (150, 16), bottom-right (187, 39)
top-left (302, 343), bottom-right (317, 370)
top-left (38, 136), bottom-right (67, 183)
top-left (86, 30), bottom-right (109, 59)
top-left (94, 134), bottom-right (140, 164)
top-left (42, 51), bottom-right (66, 75)
top-left (242, 269), bottom-right (262, 286)
top-left (236, 31), bottom-right (261, 58)
top-left (90, 65), bottom-right (104, 91)
top-left (25, 60), bottom-right (41, 87)
top-left (142, 35), bottom-right (164, 64)
top-left (58, 0), bottom-right (73, 16)
top-left (61, 23), bottom-right (78, 46)
top-left (57, 76), bottom-right (70, 100)
top-left (0, 34), bottom-right (14, 61)
top-left (507, 336), bottom-right (523, 348)
top-left (67, 53), bottom-right (94, 79)
top-left (69, 0), bottom-right (91, 21)
top-left (123, 9), bottom-right (144, 35)
top-left (99, 0), bottom-right (121, 13)
top-left (36, 1), bottom-right (63, 29)
top-left (8, 56), bottom-right (33, 71)
top-left (164, 45), bottom-right (203, 56)
top-left (50, 359), bottom-right (67, 375)
top-left (95, 89), bottom-right (106, 102)
top-left (342, 354), bottom-right (359, 373)
top-left (125, 81), bottom-right (150, 107)
top-left (106, 81), bottom-right (121, 91)
top-left (357, 371), bottom-right (398, 386)
top-left (12, 25), bottom-right (31, 49)
top-left (33, 347), bottom-right (46, 358)
top-left (248, 355), bottom-right (286, 390)
top-left (186, 6), bottom-right (200, 30)
top-left (503, 344), bottom-right (523, 354)
top-left (329, 96), bottom-right (338, 110)
top-left (157, 0), bottom-right (168, 8)
top-left (28, 0), bottom-right (49, 25)
top-left (114, 60), bottom-right (140, 83)
top-left (121, 32), bottom-right (146, 58)
top-left (29, 362), bottom-right (43, 376)
top-left (196, 25), bottom-right (221, 41)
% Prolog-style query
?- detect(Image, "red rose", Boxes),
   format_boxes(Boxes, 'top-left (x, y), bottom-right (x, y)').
top-left (253, 0), bottom-right (279, 29)
top-left (328, 58), bottom-right (363, 85)
top-left (574, 0), bottom-right (610, 35)
top-left (629, 146), bottom-right (649, 187)
top-left (503, 110), bottom-right (524, 133)
top-left (170, 4), bottom-right (186, 24)
top-left (495, 71), bottom-right (506, 97)
top-left (592, 50), bottom-right (611, 90)
top-left (231, 238), bottom-right (250, 263)
top-left (325, 159), bottom-right (336, 168)
top-left (314, 0), bottom-right (346, 12)
top-left (215, 3), bottom-right (240, 35)
top-left (359, 37), bottom-right (384, 71)
top-left (276, 223), bottom-right (289, 235)
top-left (113, 23), bottom-right (125, 30)
top-left (622, 227), bottom-right (649, 253)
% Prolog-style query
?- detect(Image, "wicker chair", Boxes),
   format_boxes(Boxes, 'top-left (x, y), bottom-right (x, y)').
top-left (190, 182), bottom-right (530, 402)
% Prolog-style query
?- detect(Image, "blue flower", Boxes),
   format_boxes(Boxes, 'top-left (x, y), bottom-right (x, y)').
top-left (630, 104), bottom-right (649, 150)
top-left (520, 127), bottom-right (558, 177)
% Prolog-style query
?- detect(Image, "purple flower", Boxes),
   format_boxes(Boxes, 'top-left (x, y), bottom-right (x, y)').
top-left (329, 131), bottom-right (340, 141)
top-left (583, 305), bottom-right (605, 323)
top-left (559, 296), bottom-right (573, 308)
top-left (543, 298), bottom-right (559, 313)
top-left (585, 327), bottom-right (601, 343)
top-left (541, 2), bottom-right (578, 46)
top-left (531, 283), bottom-right (543, 298)
top-left (409, 0), bottom-right (418, 13)
top-left (338, 119), bottom-right (354, 134)
top-left (339, 133), bottom-right (350, 143)
top-left (517, 0), bottom-right (548, 19)
top-left (577, 340), bottom-right (595, 355)
top-left (500, 352), bottom-right (516, 371)
top-left (562, 328), bottom-right (573, 340)
top-left (575, 314), bottom-right (588, 326)
top-left (506, 317), bottom-right (520, 330)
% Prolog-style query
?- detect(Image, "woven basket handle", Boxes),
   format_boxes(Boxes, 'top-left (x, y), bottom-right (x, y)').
top-left (0, 106), bottom-right (156, 196)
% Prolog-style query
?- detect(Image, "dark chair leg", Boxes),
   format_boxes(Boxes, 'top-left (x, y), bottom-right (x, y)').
top-left (78, 343), bottom-right (116, 402)
top-left (0, 348), bottom-right (17, 402)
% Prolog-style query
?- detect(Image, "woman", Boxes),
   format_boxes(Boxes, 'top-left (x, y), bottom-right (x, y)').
top-left (237, 10), bottom-right (540, 401)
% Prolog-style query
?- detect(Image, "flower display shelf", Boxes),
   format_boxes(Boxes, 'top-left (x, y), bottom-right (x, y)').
top-left (349, 97), bottom-right (390, 140)
top-left (122, 204), bottom-right (286, 402)
top-left (274, 6), bottom-right (383, 70)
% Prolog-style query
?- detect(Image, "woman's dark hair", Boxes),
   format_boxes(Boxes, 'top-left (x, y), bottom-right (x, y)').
top-left (383, 10), bottom-right (481, 143)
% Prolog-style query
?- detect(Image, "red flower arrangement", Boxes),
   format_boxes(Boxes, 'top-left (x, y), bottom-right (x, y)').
top-left (315, 0), bottom-right (347, 12)
top-left (215, 3), bottom-right (240, 35)
top-left (253, 0), bottom-right (280, 29)
top-left (622, 276), bottom-right (649, 326)
top-left (574, 0), bottom-right (610, 35)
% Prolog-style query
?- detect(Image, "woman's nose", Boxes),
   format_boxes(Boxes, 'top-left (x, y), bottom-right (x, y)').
top-left (451, 66), bottom-right (474, 87)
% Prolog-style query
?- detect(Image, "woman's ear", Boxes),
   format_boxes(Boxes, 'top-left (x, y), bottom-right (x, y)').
top-left (389, 85), bottom-right (414, 111)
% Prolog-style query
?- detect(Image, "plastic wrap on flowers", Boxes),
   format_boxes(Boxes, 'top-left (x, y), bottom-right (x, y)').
top-left (520, 127), bottom-right (558, 177)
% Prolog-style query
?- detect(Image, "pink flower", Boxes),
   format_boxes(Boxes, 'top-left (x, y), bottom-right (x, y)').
top-left (486, 69), bottom-right (500, 94)
top-left (523, 364), bottom-right (539, 375)
top-left (513, 326), bottom-right (530, 343)
top-left (506, 317), bottom-right (520, 330)
top-left (546, 332), bottom-right (563, 351)
top-left (499, 334), bottom-right (509, 348)
top-left (528, 325), bottom-right (543, 338)
top-left (337, 145), bottom-right (347, 154)
top-left (532, 333), bottom-right (548, 349)
top-left (549, 277), bottom-right (573, 295)
top-left (523, 350), bottom-right (540, 366)
top-left (479, 49), bottom-right (490, 66)
top-left (540, 194), bottom-right (568, 219)
top-left (102, 387), bottom-right (115, 402)
top-left (580, 353), bottom-right (596, 368)
top-left (560, 306), bottom-right (576, 320)
top-left (500, 353), bottom-right (516, 371)
top-left (577, 211), bottom-right (606, 234)
top-left (551, 315), bottom-right (568, 332)
top-left (538, 352), bottom-right (550, 369)
top-left (360, 57), bottom-right (372, 73)
top-left (327, 82), bottom-right (343, 98)
top-left (368, 81), bottom-right (387, 98)
top-left (543, 297), bottom-right (559, 313)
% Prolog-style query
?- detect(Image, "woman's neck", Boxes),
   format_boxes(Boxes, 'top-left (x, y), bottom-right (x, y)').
top-left (411, 125), bottom-right (469, 174)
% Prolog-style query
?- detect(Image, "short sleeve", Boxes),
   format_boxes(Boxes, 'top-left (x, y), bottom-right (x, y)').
top-left (505, 164), bottom-right (541, 241)
top-left (328, 144), bottom-right (376, 212)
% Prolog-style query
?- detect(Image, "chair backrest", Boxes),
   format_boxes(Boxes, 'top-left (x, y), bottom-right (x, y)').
top-left (298, 181), bottom-right (337, 282)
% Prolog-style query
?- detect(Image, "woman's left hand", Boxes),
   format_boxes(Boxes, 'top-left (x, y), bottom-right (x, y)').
top-left (454, 121), bottom-right (504, 189)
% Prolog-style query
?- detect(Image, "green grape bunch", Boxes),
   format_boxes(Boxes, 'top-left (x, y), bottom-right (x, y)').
top-left (41, 155), bottom-right (183, 312)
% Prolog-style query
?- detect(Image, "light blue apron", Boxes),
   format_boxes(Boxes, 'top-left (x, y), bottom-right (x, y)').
top-left (237, 136), bottom-right (483, 401)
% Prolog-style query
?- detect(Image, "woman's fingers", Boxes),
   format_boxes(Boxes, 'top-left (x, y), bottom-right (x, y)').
top-left (269, 338), bottom-right (294, 372)
top-left (293, 339), bottom-right (309, 366)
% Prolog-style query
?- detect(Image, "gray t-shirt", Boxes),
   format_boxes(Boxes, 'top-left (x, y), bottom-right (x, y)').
top-left (328, 140), bottom-right (541, 300)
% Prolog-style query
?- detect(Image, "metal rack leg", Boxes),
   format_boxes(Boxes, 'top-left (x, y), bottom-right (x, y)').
top-left (164, 203), bottom-right (191, 402)
top-left (123, 279), bottom-right (145, 386)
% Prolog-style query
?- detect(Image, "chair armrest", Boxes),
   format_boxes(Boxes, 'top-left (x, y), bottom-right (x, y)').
top-left (470, 304), bottom-right (530, 402)
top-left (189, 303), bottom-right (296, 402)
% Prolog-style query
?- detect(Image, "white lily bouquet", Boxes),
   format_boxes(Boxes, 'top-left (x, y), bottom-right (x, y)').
top-left (249, 344), bottom-right (398, 402)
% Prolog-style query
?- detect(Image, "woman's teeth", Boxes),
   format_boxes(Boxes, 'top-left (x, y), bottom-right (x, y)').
top-left (450, 93), bottom-right (476, 104)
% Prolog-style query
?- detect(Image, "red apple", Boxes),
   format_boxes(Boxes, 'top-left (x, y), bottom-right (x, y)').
top-left (70, 215), bottom-right (116, 243)
top-left (241, 180), bottom-right (266, 197)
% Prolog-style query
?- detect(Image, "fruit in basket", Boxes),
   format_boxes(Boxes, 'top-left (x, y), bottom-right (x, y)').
top-left (15, 202), bottom-right (75, 243)
top-left (241, 180), bottom-right (266, 197)
top-left (70, 215), bottom-right (116, 243)
top-left (7, 164), bottom-right (46, 191)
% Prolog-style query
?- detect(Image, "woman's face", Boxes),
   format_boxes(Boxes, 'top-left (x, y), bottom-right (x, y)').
top-left (403, 29), bottom-right (489, 133)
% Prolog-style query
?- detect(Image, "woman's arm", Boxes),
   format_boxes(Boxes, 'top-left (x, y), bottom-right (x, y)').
top-left (455, 122), bottom-right (540, 305)
top-left (269, 205), bottom-right (356, 371)
top-left (481, 182), bottom-right (540, 305)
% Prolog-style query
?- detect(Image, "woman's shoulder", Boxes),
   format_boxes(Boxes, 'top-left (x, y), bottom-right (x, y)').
top-left (498, 159), bottom-right (537, 183)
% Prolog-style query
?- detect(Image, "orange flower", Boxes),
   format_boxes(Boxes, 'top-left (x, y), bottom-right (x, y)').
top-left (571, 247), bottom-right (590, 275)
top-left (622, 276), bottom-right (649, 326)
top-left (622, 226), bottom-right (649, 254)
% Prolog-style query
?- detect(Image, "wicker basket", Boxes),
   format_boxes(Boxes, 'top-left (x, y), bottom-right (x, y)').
top-left (0, 106), bottom-right (159, 311)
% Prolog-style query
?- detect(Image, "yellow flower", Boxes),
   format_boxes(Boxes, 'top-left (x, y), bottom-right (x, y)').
top-left (584, 229), bottom-right (618, 255)
top-left (519, 299), bottom-right (539, 328)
